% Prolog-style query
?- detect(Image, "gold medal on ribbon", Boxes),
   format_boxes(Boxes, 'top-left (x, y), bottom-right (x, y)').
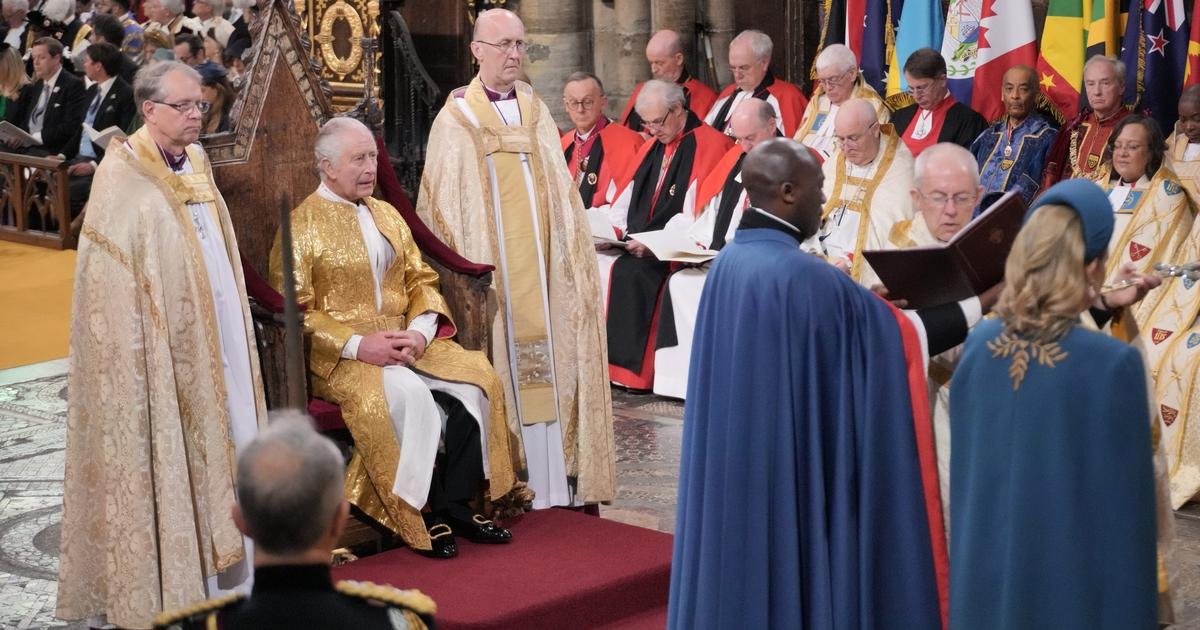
top-left (999, 159), bottom-right (1014, 170)
top-left (587, 172), bottom-right (597, 186)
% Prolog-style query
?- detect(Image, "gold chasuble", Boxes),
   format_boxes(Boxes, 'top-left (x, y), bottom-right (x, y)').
top-left (794, 75), bottom-right (890, 160)
top-left (1165, 131), bottom-right (1200, 212)
top-left (1095, 165), bottom-right (1193, 327)
top-left (417, 78), bottom-right (616, 503)
top-left (58, 128), bottom-right (267, 628)
top-left (270, 193), bottom-right (525, 551)
top-left (819, 124), bottom-right (915, 287)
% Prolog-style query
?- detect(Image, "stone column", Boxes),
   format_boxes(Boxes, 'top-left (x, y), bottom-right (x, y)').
top-left (700, 0), bottom-right (734, 87)
top-left (651, 0), bottom-right (697, 76)
top-left (605, 0), bottom-right (651, 120)
top-left (517, 0), bottom-right (588, 126)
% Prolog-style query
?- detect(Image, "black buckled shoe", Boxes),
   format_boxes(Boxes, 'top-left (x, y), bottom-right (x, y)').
top-left (448, 514), bottom-right (513, 544)
top-left (415, 522), bottom-right (458, 559)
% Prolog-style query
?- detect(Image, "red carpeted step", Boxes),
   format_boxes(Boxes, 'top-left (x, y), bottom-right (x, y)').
top-left (331, 509), bottom-right (673, 630)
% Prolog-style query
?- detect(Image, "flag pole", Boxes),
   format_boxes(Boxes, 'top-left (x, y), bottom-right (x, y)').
top-left (277, 193), bottom-right (307, 411)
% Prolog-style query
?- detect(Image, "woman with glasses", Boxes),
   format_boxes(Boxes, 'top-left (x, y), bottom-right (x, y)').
top-left (949, 180), bottom-right (1160, 629)
top-left (1092, 115), bottom-right (1191, 327)
top-left (890, 47), bottom-right (987, 157)
top-left (794, 43), bottom-right (889, 161)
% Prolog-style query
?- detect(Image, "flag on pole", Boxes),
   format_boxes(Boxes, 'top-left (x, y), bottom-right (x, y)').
top-left (1184, 0), bottom-right (1200, 86)
top-left (1086, 0), bottom-right (1125, 58)
top-left (886, 0), bottom-right (945, 96)
top-left (1121, 0), bottom-right (1189, 127)
top-left (848, 0), bottom-right (867, 57)
top-left (862, 0), bottom-right (904, 92)
top-left (940, 0), bottom-right (982, 105)
top-left (817, 0), bottom-right (849, 51)
top-left (1036, 0), bottom-right (1089, 119)
top-left (971, 0), bottom-right (1038, 121)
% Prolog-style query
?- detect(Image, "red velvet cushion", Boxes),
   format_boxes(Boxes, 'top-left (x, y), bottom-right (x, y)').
top-left (307, 398), bottom-right (346, 432)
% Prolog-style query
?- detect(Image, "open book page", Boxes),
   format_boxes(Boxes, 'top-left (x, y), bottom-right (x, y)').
top-left (627, 229), bottom-right (718, 263)
top-left (83, 123), bottom-right (126, 150)
top-left (0, 121), bottom-right (39, 148)
top-left (588, 207), bottom-right (625, 247)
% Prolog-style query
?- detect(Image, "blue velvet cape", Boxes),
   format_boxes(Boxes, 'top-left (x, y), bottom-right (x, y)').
top-left (949, 319), bottom-right (1157, 629)
top-left (667, 226), bottom-right (943, 629)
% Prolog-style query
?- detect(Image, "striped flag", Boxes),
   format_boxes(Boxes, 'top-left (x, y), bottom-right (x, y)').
top-left (887, 0), bottom-right (946, 95)
top-left (862, 0), bottom-right (904, 92)
top-left (940, 0), bottom-right (983, 105)
top-left (817, 0), bottom-right (849, 52)
top-left (1036, 0), bottom-right (1089, 119)
top-left (971, 0), bottom-right (1037, 121)
top-left (1121, 0), bottom-right (1189, 127)
top-left (1086, 0), bottom-right (1125, 58)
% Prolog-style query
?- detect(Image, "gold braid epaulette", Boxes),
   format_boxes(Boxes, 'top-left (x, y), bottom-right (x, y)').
top-left (336, 580), bottom-right (438, 616)
top-left (151, 592), bottom-right (245, 627)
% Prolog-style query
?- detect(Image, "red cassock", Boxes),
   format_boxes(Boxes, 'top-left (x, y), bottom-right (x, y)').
top-left (705, 71), bottom-right (808, 137)
top-left (560, 118), bottom-right (646, 208)
top-left (621, 71), bottom-right (719, 133)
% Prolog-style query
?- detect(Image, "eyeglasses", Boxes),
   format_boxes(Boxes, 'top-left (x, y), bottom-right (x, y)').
top-left (833, 122), bottom-right (878, 147)
top-left (475, 39), bottom-right (528, 55)
top-left (151, 99), bottom-right (211, 114)
top-left (918, 190), bottom-right (977, 209)
top-left (907, 78), bottom-right (944, 95)
top-left (563, 98), bottom-right (597, 111)
top-left (641, 108), bottom-right (678, 130)
top-left (816, 69), bottom-right (854, 89)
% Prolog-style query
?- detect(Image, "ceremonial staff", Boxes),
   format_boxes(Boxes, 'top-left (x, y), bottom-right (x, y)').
top-left (276, 192), bottom-right (308, 410)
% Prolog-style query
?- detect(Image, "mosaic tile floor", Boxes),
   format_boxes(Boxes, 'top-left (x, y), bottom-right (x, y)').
top-left (1, 361), bottom-right (1197, 628)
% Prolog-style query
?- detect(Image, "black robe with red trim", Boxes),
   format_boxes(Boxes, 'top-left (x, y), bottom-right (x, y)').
top-left (561, 119), bottom-right (645, 208)
top-left (621, 68), bottom-right (719, 132)
top-left (706, 70), bottom-right (808, 137)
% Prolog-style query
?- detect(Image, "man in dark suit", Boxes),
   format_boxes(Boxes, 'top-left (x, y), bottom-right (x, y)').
top-left (68, 41), bottom-right (134, 219)
top-left (5, 36), bottom-right (87, 157)
top-left (89, 12), bottom-right (139, 84)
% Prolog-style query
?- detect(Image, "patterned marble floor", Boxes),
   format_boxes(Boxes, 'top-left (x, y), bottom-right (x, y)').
top-left (1, 361), bottom-right (1198, 628)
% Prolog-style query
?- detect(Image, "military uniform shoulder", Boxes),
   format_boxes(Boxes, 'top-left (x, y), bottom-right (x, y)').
top-left (336, 579), bottom-right (438, 617)
top-left (152, 591), bottom-right (245, 629)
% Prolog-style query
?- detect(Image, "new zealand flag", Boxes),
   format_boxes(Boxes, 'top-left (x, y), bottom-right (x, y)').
top-left (1120, 0), bottom-right (1189, 128)
top-left (862, 0), bottom-right (905, 93)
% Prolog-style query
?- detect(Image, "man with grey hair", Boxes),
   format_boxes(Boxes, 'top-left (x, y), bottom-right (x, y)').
top-left (57, 60), bottom-right (266, 628)
top-left (795, 43), bottom-right (889, 160)
top-left (274, 116), bottom-right (526, 559)
top-left (705, 29), bottom-right (807, 136)
top-left (143, 0), bottom-right (189, 36)
top-left (653, 98), bottom-right (780, 399)
top-left (1, 0), bottom-right (30, 51)
top-left (1043, 55), bottom-right (1133, 186)
top-left (592, 78), bottom-right (732, 390)
top-left (188, 0), bottom-right (234, 46)
top-left (416, 8), bottom-right (617, 512)
top-left (621, 29), bottom-right (718, 132)
top-left (153, 416), bottom-right (438, 629)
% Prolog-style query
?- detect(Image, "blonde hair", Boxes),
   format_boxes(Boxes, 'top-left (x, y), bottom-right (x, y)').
top-left (995, 204), bottom-right (1095, 344)
top-left (0, 47), bottom-right (29, 100)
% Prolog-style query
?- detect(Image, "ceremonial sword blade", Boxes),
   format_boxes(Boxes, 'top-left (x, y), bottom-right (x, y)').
top-left (277, 193), bottom-right (307, 411)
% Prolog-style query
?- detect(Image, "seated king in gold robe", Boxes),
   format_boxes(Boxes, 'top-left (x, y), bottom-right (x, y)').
top-left (270, 118), bottom-right (528, 560)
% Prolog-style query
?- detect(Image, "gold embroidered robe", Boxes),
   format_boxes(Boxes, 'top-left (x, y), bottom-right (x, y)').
top-left (819, 124), bottom-right (915, 288)
top-left (1094, 165), bottom-right (1193, 327)
top-left (57, 128), bottom-right (267, 628)
top-left (794, 75), bottom-right (890, 160)
top-left (1165, 131), bottom-right (1200, 214)
top-left (416, 78), bottom-right (616, 503)
top-left (270, 192), bottom-right (526, 550)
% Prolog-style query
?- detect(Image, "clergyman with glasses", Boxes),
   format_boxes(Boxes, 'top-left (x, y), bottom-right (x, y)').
top-left (57, 59), bottom-right (266, 628)
top-left (817, 97), bottom-right (915, 288)
top-left (415, 8), bottom-right (617, 512)
top-left (560, 70), bottom-right (644, 209)
top-left (890, 47), bottom-right (987, 157)
top-left (794, 43), bottom-right (890, 161)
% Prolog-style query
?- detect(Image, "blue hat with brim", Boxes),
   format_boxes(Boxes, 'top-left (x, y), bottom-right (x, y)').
top-left (1025, 178), bottom-right (1114, 262)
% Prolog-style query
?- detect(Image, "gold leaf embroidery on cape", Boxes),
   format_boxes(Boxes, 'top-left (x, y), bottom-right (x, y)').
top-left (987, 332), bottom-right (1069, 390)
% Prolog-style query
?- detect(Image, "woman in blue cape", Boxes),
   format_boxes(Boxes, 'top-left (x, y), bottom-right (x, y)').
top-left (949, 179), bottom-right (1159, 629)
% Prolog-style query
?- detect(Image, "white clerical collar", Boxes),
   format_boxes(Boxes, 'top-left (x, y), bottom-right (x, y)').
top-left (317, 181), bottom-right (365, 208)
top-left (576, 122), bottom-right (598, 140)
top-left (1185, 142), bottom-right (1200, 161)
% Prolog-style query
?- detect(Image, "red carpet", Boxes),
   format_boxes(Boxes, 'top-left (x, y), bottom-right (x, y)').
top-left (331, 509), bottom-right (673, 629)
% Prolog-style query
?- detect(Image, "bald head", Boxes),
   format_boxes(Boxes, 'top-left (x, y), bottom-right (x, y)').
top-left (743, 138), bottom-right (825, 237)
top-left (646, 29), bottom-right (686, 82)
top-left (1178, 84), bottom-right (1200, 143)
top-left (1001, 64), bottom-right (1038, 122)
top-left (473, 8), bottom-right (522, 40)
top-left (729, 98), bottom-right (778, 152)
top-left (470, 9), bottom-right (526, 92)
top-left (833, 98), bottom-right (882, 166)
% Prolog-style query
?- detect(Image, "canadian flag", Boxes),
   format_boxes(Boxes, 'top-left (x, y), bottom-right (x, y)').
top-left (970, 0), bottom-right (1038, 121)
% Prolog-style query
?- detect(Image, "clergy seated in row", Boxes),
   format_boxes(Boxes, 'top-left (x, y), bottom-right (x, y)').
top-left (593, 79), bottom-right (733, 390)
top-left (4, 37), bottom-right (86, 158)
top-left (143, 0), bottom-right (190, 37)
top-left (1093, 115), bottom-right (1191, 327)
top-left (818, 98), bottom-right (915, 288)
top-left (794, 43), bottom-right (889, 161)
top-left (1043, 55), bottom-right (1133, 188)
top-left (890, 47), bottom-right (987, 157)
top-left (949, 180), bottom-right (1161, 630)
top-left (968, 65), bottom-right (1057, 208)
top-left (416, 8), bottom-right (616, 510)
top-left (68, 42), bottom-right (136, 224)
top-left (621, 29), bottom-right (717, 133)
top-left (1166, 85), bottom-right (1200, 212)
top-left (270, 118), bottom-right (528, 560)
top-left (560, 71), bottom-right (644, 209)
top-left (653, 99), bottom-right (779, 399)
top-left (705, 29), bottom-right (807, 138)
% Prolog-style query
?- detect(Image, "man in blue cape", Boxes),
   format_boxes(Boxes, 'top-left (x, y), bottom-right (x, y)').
top-left (668, 138), bottom-right (948, 628)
